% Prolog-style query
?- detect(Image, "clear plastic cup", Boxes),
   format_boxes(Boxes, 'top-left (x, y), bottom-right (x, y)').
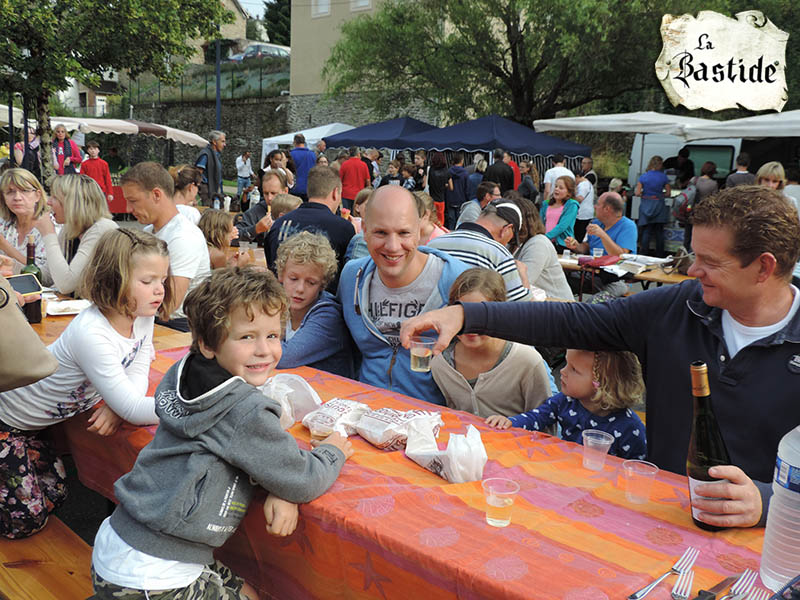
top-left (562, 249), bottom-right (571, 259)
top-left (409, 336), bottom-right (435, 372)
top-left (582, 429), bottom-right (614, 471)
top-left (482, 478), bottom-right (520, 527)
top-left (622, 459), bottom-right (659, 503)
top-left (592, 247), bottom-right (604, 258)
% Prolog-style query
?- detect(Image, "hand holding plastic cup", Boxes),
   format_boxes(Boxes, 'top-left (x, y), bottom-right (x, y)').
top-left (582, 429), bottom-right (614, 471)
top-left (482, 478), bottom-right (520, 527)
top-left (622, 459), bottom-right (659, 504)
top-left (409, 335), bottom-right (435, 372)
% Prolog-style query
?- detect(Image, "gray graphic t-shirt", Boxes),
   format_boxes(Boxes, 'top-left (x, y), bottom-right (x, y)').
top-left (368, 254), bottom-right (444, 345)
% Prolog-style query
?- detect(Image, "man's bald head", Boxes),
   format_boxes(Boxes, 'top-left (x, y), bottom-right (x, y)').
top-left (364, 185), bottom-right (419, 225)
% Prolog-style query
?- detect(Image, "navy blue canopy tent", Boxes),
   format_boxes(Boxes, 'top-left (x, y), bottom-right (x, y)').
top-left (323, 117), bottom-right (436, 149)
top-left (395, 114), bottom-right (590, 157)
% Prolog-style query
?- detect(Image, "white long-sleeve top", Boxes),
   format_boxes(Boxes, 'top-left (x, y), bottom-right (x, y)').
top-left (0, 305), bottom-right (158, 430)
top-left (42, 218), bottom-right (118, 294)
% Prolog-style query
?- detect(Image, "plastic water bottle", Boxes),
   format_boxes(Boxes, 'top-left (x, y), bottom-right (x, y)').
top-left (760, 425), bottom-right (800, 591)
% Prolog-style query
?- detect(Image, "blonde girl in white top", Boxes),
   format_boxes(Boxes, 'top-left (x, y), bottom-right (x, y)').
top-left (0, 229), bottom-right (172, 538)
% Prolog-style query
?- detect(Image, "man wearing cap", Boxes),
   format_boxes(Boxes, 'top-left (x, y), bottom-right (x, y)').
top-left (428, 201), bottom-right (532, 301)
top-left (564, 191), bottom-right (637, 301)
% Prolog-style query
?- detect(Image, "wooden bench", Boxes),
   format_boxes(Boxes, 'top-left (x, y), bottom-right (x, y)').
top-left (0, 516), bottom-right (93, 599)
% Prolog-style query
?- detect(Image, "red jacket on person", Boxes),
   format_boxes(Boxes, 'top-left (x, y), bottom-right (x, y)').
top-left (81, 157), bottom-right (113, 198)
top-left (340, 156), bottom-right (371, 200)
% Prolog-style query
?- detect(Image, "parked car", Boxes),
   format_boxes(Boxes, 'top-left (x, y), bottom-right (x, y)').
top-left (226, 52), bottom-right (245, 63)
top-left (241, 43), bottom-right (290, 61)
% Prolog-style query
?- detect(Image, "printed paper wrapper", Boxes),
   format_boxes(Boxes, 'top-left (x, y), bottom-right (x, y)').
top-left (405, 423), bottom-right (487, 483)
top-left (301, 398), bottom-right (371, 439)
top-left (259, 374), bottom-right (323, 430)
top-left (356, 408), bottom-right (443, 451)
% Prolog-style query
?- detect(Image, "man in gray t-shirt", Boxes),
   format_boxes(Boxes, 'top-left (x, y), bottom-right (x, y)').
top-left (337, 186), bottom-right (468, 403)
top-left (369, 254), bottom-right (444, 344)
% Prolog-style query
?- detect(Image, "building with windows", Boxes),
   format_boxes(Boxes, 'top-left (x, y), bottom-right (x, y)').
top-left (288, 0), bottom-right (379, 129)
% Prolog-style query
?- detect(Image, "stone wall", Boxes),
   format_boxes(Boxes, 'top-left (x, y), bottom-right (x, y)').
top-left (288, 93), bottom-right (439, 134)
top-left (97, 97), bottom-right (288, 178)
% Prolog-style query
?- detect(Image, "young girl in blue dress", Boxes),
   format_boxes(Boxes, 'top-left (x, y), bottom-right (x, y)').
top-left (486, 348), bottom-right (647, 460)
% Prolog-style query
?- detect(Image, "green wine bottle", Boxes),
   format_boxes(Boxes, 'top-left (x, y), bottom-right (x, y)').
top-left (686, 361), bottom-right (731, 531)
top-left (20, 234), bottom-right (42, 323)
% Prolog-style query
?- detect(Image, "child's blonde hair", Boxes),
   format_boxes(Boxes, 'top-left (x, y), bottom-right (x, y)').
top-left (413, 190), bottom-right (443, 227)
top-left (590, 350), bottom-right (644, 412)
top-left (271, 193), bottom-right (302, 220)
top-left (80, 229), bottom-right (173, 320)
top-left (448, 268), bottom-right (507, 305)
top-left (184, 266), bottom-right (287, 354)
top-left (353, 187), bottom-right (372, 219)
top-left (274, 231), bottom-right (338, 288)
top-left (198, 209), bottom-right (234, 250)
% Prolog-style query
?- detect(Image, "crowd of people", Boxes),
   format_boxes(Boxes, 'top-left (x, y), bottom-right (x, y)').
top-left (0, 126), bottom-right (799, 599)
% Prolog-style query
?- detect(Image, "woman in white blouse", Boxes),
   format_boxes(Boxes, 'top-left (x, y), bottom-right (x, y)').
top-left (34, 174), bottom-right (117, 294)
top-left (0, 168), bottom-right (52, 285)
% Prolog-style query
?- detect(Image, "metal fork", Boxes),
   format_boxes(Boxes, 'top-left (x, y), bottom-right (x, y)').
top-left (744, 589), bottom-right (771, 600)
top-left (628, 547), bottom-right (700, 599)
top-left (671, 569), bottom-right (694, 600)
top-left (719, 570), bottom-right (758, 600)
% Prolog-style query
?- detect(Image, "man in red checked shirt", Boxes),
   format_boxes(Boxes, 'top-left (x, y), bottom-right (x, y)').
top-left (81, 141), bottom-right (114, 204)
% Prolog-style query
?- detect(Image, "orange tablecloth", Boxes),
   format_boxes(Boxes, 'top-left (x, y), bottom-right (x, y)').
top-left (57, 347), bottom-right (764, 600)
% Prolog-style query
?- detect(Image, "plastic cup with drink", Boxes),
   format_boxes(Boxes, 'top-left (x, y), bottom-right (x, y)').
top-left (482, 478), bottom-right (520, 527)
top-left (622, 459), bottom-right (659, 504)
top-left (409, 336), bottom-right (435, 372)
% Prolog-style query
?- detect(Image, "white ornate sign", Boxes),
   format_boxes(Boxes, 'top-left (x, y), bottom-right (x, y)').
top-left (655, 10), bottom-right (788, 112)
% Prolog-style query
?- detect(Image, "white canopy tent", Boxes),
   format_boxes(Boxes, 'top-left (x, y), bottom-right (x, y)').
top-left (533, 111), bottom-right (718, 140)
top-left (682, 110), bottom-right (800, 141)
top-left (1, 105), bottom-right (207, 147)
top-left (260, 122), bottom-right (354, 168)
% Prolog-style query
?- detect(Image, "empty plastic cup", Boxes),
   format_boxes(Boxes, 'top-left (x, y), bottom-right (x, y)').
top-left (622, 459), bottom-right (659, 504)
top-left (582, 429), bottom-right (614, 471)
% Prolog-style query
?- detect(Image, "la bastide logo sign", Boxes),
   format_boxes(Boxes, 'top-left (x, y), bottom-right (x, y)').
top-left (655, 10), bottom-right (788, 112)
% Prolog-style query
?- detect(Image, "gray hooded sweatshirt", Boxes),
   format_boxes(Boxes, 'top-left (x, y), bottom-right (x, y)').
top-left (109, 353), bottom-right (345, 565)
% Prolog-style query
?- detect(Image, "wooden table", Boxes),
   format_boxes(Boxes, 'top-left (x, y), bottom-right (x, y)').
top-left (51, 336), bottom-right (766, 600)
top-left (30, 312), bottom-right (191, 350)
top-left (559, 256), bottom-right (694, 292)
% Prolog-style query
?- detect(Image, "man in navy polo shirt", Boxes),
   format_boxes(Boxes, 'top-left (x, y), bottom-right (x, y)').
top-left (289, 133), bottom-right (317, 201)
top-left (267, 166), bottom-right (355, 291)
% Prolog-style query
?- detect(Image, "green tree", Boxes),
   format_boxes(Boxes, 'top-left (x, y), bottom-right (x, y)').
top-left (246, 18), bottom-right (266, 42)
top-left (0, 0), bottom-right (232, 181)
top-left (323, 0), bottom-right (762, 125)
top-left (263, 0), bottom-right (290, 46)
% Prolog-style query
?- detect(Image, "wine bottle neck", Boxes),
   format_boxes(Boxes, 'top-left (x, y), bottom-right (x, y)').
top-left (26, 243), bottom-right (35, 265)
top-left (692, 394), bottom-right (714, 415)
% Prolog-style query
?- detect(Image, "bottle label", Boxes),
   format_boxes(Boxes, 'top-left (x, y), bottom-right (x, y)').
top-left (774, 456), bottom-right (800, 493)
top-left (687, 476), bottom-right (730, 519)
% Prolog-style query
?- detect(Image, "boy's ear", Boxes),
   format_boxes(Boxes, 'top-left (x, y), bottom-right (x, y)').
top-left (197, 338), bottom-right (216, 360)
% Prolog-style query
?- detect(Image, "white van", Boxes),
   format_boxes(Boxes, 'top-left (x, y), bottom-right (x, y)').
top-left (628, 134), bottom-right (742, 189)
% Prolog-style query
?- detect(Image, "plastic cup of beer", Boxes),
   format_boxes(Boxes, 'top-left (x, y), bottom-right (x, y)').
top-left (581, 429), bottom-right (614, 471)
top-left (482, 478), bottom-right (520, 527)
top-left (622, 459), bottom-right (659, 504)
top-left (409, 336), bottom-right (435, 372)
top-left (592, 247), bottom-right (604, 258)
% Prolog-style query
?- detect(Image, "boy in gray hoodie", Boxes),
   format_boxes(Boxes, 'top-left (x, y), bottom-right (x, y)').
top-left (90, 266), bottom-right (353, 599)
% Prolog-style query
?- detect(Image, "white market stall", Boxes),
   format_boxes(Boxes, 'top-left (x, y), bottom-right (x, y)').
top-left (260, 122), bottom-right (354, 168)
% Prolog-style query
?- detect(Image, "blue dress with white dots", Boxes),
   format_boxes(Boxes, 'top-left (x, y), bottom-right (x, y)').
top-left (508, 392), bottom-right (647, 460)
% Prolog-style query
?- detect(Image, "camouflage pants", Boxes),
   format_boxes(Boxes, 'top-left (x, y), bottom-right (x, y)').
top-left (90, 561), bottom-right (247, 599)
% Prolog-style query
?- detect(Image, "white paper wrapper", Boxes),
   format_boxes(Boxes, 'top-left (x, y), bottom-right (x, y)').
top-left (301, 398), bottom-right (370, 439)
top-left (45, 299), bottom-right (91, 315)
top-left (405, 423), bottom-right (487, 483)
top-left (356, 408), bottom-right (443, 451)
top-left (259, 374), bottom-right (323, 430)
